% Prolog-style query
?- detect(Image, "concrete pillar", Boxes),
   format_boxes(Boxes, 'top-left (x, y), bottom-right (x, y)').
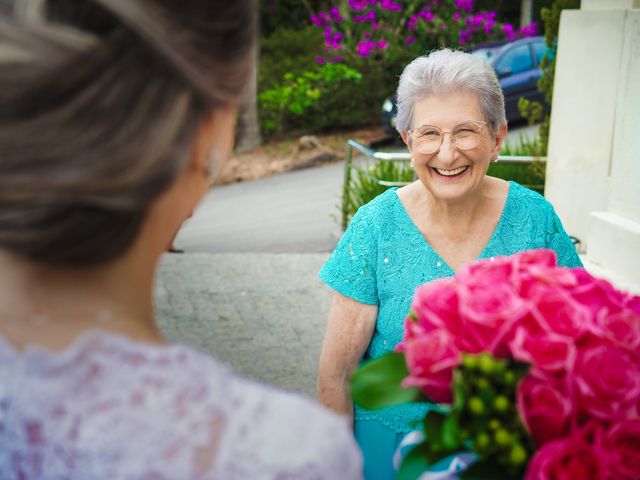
top-left (520, 0), bottom-right (533, 27)
top-left (545, 0), bottom-right (640, 292)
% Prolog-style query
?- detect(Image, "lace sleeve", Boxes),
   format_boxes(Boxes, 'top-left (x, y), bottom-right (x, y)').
top-left (215, 377), bottom-right (363, 479)
top-left (319, 206), bottom-right (379, 305)
top-left (0, 333), bottom-right (363, 480)
top-left (544, 202), bottom-right (583, 268)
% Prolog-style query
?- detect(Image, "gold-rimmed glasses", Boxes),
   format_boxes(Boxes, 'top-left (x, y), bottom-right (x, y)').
top-left (407, 120), bottom-right (488, 154)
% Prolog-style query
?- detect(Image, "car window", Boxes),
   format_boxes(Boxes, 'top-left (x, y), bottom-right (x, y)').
top-left (533, 42), bottom-right (548, 65)
top-left (495, 44), bottom-right (534, 75)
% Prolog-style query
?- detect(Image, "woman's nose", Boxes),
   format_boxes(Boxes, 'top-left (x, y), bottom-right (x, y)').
top-left (436, 133), bottom-right (457, 164)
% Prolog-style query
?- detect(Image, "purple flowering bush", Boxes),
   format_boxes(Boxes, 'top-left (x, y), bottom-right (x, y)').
top-left (312, 0), bottom-right (537, 66)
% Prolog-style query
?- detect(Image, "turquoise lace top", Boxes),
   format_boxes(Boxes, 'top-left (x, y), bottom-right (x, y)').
top-left (319, 181), bottom-right (582, 433)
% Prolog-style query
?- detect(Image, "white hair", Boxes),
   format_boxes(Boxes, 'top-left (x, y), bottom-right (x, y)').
top-left (395, 48), bottom-right (506, 134)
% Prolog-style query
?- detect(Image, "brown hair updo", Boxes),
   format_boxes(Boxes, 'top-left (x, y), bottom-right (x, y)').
top-left (0, 0), bottom-right (256, 266)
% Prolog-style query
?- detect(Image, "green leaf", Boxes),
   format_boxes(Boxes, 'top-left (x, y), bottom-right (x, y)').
top-left (442, 415), bottom-right (461, 451)
top-left (424, 411), bottom-right (445, 447)
top-left (350, 352), bottom-right (422, 410)
top-left (459, 459), bottom-right (515, 480)
top-left (396, 441), bottom-right (431, 480)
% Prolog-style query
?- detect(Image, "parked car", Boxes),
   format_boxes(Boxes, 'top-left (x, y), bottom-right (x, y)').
top-left (381, 36), bottom-right (550, 135)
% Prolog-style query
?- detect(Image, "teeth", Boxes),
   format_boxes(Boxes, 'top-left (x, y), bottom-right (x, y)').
top-left (434, 166), bottom-right (468, 176)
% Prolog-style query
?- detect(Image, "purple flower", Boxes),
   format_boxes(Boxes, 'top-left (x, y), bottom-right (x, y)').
top-left (331, 55), bottom-right (345, 62)
top-left (452, 12), bottom-right (461, 20)
top-left (380, 0), bottom-right (402, 11)
top-left (377, 39), bottom-right (389, 49)
top-left (315, 56), bottom-right (325, 65)
top-left (459, 29), bottom-right (472, 45)
top-left (349, 0), bottom-right (368, 12)
top-left (371, 22), bottom-right (380, 30)
top-left (406, 35), bottom-right (415, 45)
top-left (483, 20), bottom-right (494, 34)
top-left (519, 21), bottom-right (538, 37)
top-left (356, 40), bottom-right (375, 57)
top-left (407, 15), bottom-right (418, 31)
top-left (503, 23), bottom-right (516, 40)
top-left (454, 0), bottom-right (474, 13)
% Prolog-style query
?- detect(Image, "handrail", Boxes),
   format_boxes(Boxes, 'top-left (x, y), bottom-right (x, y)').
top-left (341, 139), bottom-right (547, 229)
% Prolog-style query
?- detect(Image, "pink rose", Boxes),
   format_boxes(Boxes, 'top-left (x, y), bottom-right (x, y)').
top-left (625, 294), bottom-right (640, 315)
top-left (457, 283), bottom-right (528, 355)
top-left (525, 433), bottom-right (607, 480)
top-left (510, 325), bottom-right (575, 373)
top-left (529, 283), bottom-right (594, 340)
top-left (517, 373), bottom-right (572, 446)
top-left (604, 419), bottom-right (640, 479)
top-left (411, 279), bottom-right (462, 336)
top-left (400, 329), bottom-right (460, 404)
top-left (597, 308), bottom-right (640, 353)
top-left (514, 249), bottom-right (558, 269)
top-left (456, 254), bottom-right (515, 287)
top-left (569, 268), bottom-right (626, 317)
top-left (574, 340), bottom-right (640, 420)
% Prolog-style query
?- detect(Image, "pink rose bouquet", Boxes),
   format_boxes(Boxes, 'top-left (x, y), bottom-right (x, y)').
top-left (351, 250), bottom-right (640, 479)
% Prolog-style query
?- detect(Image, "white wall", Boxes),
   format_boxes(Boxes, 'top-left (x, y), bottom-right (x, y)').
top-left (546, 1), bottom-right (640, 293)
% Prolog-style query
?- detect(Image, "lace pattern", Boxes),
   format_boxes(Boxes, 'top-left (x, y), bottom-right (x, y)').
top-left (319, 181), bottom-right (582, 433)
top-left (0, 331), bottom-right (363, 479)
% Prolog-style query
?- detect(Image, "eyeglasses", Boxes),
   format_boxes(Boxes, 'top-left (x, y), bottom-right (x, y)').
top-left (407, 121), bottom-right (488, 154)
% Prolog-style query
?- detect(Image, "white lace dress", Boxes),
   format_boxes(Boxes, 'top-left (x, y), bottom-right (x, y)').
top-left (0, 331), bottom-right (363, 479)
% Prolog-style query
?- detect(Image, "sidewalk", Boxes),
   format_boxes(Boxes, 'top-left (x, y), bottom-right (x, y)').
top-left (155, 252), bottom-right (332, 396)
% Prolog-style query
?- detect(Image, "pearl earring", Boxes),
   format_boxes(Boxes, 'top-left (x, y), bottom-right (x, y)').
top-left (492, 155), bottom-right (499, 163)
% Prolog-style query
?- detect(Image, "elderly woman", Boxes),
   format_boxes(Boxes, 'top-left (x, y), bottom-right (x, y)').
top-left (0, 1), bottom-right (362, 478)
top-left (317, 48), bottom-right (581, 480)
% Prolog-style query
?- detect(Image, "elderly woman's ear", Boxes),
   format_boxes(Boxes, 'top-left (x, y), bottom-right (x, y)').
top-left (491, 123), bottom-right (508, 158)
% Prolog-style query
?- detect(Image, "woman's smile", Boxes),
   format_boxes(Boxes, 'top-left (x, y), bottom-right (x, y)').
top-left (432, 165), bottom-right (470, 178)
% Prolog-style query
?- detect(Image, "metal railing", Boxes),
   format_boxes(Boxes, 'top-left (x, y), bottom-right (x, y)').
top-left (341, 139), bottom-right (547, 229)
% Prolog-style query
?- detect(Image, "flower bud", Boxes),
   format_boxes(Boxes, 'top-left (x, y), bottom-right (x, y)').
top-left (478, 354), bottom-right (495, 374)
top-left (462, 354), bottom-right (479, 369)
top-left (493, 395), bottom-right (509, 413)
top-left (494, 429), bottom-right (511, 447)
top-left (468, 396), bottom-right (485, 415)
top-left (475, 431), bottom-right (490, 450)
top-left (489, 418), bottom-right (501, 431)
top-left (503, 371), bottom-right (516, 385)
top-left (476, 377), bottom-right (491, 391)
top-left (509, 443), bottom-right (528, 465)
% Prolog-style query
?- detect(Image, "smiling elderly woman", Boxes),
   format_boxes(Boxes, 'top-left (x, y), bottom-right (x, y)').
top-left (316, 48), bottom-right (582, 480)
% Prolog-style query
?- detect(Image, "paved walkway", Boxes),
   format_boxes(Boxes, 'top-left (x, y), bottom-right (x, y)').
top-left (155, 253), bottom-right (331, 396)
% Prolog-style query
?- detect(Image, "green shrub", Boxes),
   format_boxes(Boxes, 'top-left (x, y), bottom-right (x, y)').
top-left (259, 26), bottom-right (324, 91)
top-left (343, 160), bottom-right (414, 226)
top-left (259, 63), bottom-right (370, 136)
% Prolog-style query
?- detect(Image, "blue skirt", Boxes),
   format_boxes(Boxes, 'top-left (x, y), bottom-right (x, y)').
top-left (354, 418), bottom-right (405, 480)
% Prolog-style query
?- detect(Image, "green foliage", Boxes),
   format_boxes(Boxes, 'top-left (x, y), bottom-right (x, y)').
top-left (353, 350), bottom-right (532, 478)
top-left (518, 0), bottom-right (580, 150)
top-left (350, 351), bottom-right (423, 410)
top-left (259, 63), bottom-right (364, 135)
top-left (259, 26), bottom-right (324, 91)
top-left (342, 160), bottom-right (414, 226)
top-left (260, 1), bottom-right (325, 37)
